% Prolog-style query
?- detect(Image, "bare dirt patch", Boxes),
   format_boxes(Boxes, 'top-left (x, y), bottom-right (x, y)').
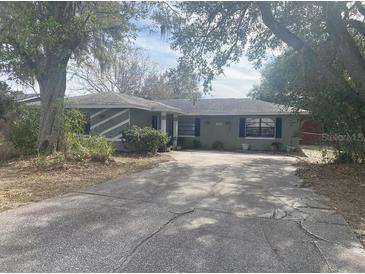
top-left (0, 153), bottom-right (172, 212)
top-left (297, 162), bottom-right (365, 246)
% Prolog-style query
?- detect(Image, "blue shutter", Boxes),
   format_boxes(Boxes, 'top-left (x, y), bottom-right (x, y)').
top-left (275, 117), bottom-right (282, 138)
top-left (239, 118), bottom-right (246, 137)
top-left (194, 118), bottom-right (200, 136)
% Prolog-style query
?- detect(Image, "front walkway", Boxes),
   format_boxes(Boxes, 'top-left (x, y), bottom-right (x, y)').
top-left (0, 151), bottom-right (364, 272)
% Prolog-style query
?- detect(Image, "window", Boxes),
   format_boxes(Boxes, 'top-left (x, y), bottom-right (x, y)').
top-left (246, 118), bottom-right (275, 138)
top-left (152, 115), bottom-right (159, 129)
top-left (84, 113), bottom-right (91, 135)
top-left (178, 117), bottom-right (200, 137)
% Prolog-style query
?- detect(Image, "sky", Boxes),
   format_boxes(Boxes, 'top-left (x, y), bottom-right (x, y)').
top-left (5, 20), bottom-right (262, 99)
top-left (134, 29), bottom-right (261, 99)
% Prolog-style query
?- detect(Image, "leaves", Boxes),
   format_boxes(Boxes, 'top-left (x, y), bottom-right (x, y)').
top-left (156, 1), bottom-right (365, 98)
top-left (0, 2), bottom-right (140, 84)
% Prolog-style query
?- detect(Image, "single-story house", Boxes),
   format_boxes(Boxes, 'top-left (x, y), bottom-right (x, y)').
top-left (65, 92), bottom-right (307, 151)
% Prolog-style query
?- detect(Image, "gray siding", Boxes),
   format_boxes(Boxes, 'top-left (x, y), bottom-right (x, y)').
top-left (129, 109), bottom-right (162, 129)
top-left (78, 107), bottom-right (301, 152)
top-left (179, 115), bottom-right (300, 151)
top-left (79, 108), bottom-right (130, 140)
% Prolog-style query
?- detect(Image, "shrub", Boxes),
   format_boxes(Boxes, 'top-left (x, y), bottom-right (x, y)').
top-left (8, 105), bottom-right (39, 155)
top-left (66, 133), bottom-right (90, 161)
top-left (212, 140), bottom-right (224, 150)
top-left (84, 135), bottom-right (113, 162)
top-left (64, 108), bottom-right (85, 135)
top-left (35, 154), bottom-right (47, 169)
top-left (66, 134), bottom-right (113, 163)
top-left (0, 141), bottom-right (20, 162)
top-left (7, 106), bottom-right (86, 156)
top-left (123, 126), bottom-right (169, 154)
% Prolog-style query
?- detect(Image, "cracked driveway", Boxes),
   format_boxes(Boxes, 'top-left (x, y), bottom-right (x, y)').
top-left (1, 151), bottom-right (365, 272)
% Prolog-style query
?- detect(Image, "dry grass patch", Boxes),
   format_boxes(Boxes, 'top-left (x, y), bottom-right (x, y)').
top-left (300, 145), bottom-right (336, 164)
top-left (297, 162), bottom-right (365, 247)
top-left (0, 153), bottom-right (172, 212)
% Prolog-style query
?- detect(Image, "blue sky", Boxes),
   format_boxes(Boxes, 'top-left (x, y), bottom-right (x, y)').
top-left (135, 29), bottom-right (261, 98)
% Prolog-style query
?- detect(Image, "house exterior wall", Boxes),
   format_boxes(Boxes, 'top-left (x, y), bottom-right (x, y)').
top-left (130, 109), bottom-right (157, 128)
top-left (179, 115), bottom-right (301, 151)
top-left (79, 108), bottom-right (160, 151)
top-left (78, 108), bottom-right (130, 140)
top-left (77, 107), bottom-right (301, 152)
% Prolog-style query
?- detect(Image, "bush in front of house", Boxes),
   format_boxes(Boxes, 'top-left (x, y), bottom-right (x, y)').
top-left (66, 133), bottom-right (113, 163)
top-left (123, 126), bottom-right (169, 154)
top-left (8, 106), bottom-right (85, 156)
top-left (0, 140), bottom-right (20, 162)
top-left (8, 105), bottom-right (40, 155)
top-left (83, 135), bottom-right (113, 162)
top-left (7, 106), bottom-right (113, 163)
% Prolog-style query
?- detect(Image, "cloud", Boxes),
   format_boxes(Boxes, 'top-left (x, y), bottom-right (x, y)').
top-left (134, 30), bottom-right (178, 70)
top-left (210, 58), bottom-right (261, 98)
top-left (8, 26), bottom-right (261, 98)
top-left (135, 30), bottom-right (261, 98)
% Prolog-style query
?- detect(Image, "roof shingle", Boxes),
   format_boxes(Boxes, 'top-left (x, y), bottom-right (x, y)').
top-left (158, 98), bottom-right (301, 115)
top-left (66, 92), bottom-right (182, 113)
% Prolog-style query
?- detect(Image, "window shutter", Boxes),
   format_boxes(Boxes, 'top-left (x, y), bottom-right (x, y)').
top-left (152, 116), bottom-right (158, 129)
top-left (239, 118), bottom-right (246, 137)
top-left (194, 118), bottom-right (200, 136)
top-left (275, 117), bottom-right (282, 138)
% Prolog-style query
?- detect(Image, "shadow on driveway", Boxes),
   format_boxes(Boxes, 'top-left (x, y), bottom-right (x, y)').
top-left (0, 151), bottom-right (364, 272)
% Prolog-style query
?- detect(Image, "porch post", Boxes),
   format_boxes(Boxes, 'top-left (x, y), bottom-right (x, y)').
top-left (160, 112), bottom-right (167, 134)
top-left (173, 113), bottom-right (178, 147)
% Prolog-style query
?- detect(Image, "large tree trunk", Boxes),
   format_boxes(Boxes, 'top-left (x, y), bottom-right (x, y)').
top-left (37, 60), bottom-right (67, 154)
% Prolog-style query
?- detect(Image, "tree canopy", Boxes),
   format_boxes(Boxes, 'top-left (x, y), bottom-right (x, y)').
top-left (157, 1), bottom-right (365, 108)
top-left (0, 81), bottom-right (17, 120)
top-left (0, 2), bottom-right (141, 153)
top-left (69, 47), bottom-right (201, 100)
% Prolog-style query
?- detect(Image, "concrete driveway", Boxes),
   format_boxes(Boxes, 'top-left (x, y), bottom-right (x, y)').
top-left (1, 151), bottom-right (365, 272)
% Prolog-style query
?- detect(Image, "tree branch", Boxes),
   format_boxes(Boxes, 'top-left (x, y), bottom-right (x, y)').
top-left (325, 2), bottom-right (365, 99)
top-left (258, 2), bottom-right (365, 106)
top-left (258, 2), bottom-right (306, 51)
top-left (348, 19), bottom-right (365, 37)
top-left (5, 37), bottom-right (38, 71)
top-left (355, 2), bottom-right (365, 18)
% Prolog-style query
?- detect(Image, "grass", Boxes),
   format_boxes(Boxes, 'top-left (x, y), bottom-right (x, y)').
top-left (297, 146), bottom-right (365, 247)
top-left (0, 152), bottom-right (171, 212)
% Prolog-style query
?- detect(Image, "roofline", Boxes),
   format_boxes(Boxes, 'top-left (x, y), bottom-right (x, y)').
top-left (17, 96), bottom-right (40, 102)
top-left (178, 112), bottom-right (309, 116)
top-left (65, 104), bottom-right (184, 114)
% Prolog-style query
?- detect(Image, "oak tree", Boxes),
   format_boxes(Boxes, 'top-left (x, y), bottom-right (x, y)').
top-left (158, 1), bottom-right (365, 110)
top-left (0, 2), bottom-right (139, 153)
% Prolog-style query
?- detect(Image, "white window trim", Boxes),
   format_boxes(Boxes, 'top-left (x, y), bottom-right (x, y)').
top-left (243, 137), bottom-right (277, 140)
top-left (178, 135), bottom-right (196, 138)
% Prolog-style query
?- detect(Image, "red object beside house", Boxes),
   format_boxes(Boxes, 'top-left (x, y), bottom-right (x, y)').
top-left (300, 119), bottom-right (323, 145)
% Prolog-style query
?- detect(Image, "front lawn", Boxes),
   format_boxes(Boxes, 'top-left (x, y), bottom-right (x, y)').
top-left (0, 153), bottom-right (171, 212)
